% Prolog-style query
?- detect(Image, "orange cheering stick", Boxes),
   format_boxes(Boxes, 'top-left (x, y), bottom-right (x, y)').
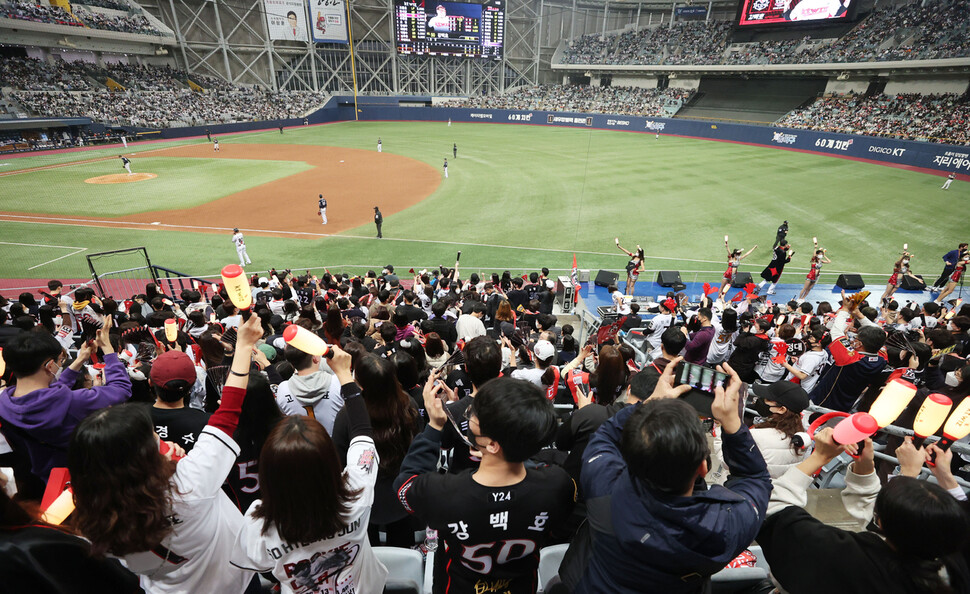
top-left (913, 394), bottom-right (953, 449)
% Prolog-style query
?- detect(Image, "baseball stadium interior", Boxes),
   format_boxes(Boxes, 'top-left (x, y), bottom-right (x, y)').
top-left (1, 0), bottom-right (970, 591)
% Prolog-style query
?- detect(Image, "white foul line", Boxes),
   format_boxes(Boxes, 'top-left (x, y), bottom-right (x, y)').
top-left (0, 241), bottom-right (89, 271)
top-left (0, 215), bottom-right (892, 277)
top-left (27, 247), bottom-right (87, 270)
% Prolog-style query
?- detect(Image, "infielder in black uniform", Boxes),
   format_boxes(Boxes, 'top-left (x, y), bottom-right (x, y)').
top-left (773, 220), bottom-right (789, 248)
top-left (395, 376), bottom-right (575, 594)
top-left (374, 206), bottom-right (383, 238)
top-left (453, 143), bottom-right (457, 158)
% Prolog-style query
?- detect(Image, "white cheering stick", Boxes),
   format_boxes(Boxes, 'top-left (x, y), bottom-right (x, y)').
top-left (813, 236), bottom-right (818, 248)
top-left (221, 264), bottom-right (253, 320)
top-left (724, 235), bottom-right (729, 244)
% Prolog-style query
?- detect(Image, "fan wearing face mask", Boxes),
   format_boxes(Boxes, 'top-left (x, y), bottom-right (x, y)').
top-left (709, 380), bottom-right (810, 485)
top-left (0, 316), bottom-right (131, 497)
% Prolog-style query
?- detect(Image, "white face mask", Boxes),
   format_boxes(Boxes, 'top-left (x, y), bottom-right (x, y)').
top-left (53, 315), bottom-right (63, 326)
top-left (946, 371), bottom-right (961, 387)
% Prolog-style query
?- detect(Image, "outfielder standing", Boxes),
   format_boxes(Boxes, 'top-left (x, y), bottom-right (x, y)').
top-left (942, 172), bottom-right (956, 190)
top-left (119, 155), bottom-right (132, 175)
top-left (443, 158), bottom-right (448, 178)
top-left (453, 143), bottom-right (457, 158)
top-left (318, 194), bottom-right (327, 224)
top-left (377, 137), bottom-right (382, 153)
top-left (231, 228), bottom-right (252, 266)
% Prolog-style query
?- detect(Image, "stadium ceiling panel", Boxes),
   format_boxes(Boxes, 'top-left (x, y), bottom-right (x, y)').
top-left (143, 0), bottom-right (542, 93)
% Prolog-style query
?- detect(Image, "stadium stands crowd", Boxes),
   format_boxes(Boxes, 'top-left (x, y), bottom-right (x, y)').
top-left (0, 254), bottom-right (968, 592)
top-left (559, 0), bottom-right (970, 66)
top-left (13, 87), bottom-right (326, 127)
top-left (447, 84), bottom-right (693, 117)
top-left (778, 92), bottom-right (970, 145)
top-left (0, 0), bottom-right (164, 35)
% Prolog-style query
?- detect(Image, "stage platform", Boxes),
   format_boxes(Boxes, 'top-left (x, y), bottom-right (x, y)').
top-left (579, 278), bottom-right (953, 323)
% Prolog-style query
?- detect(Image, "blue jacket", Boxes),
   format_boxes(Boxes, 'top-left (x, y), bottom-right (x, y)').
top-left (575, 405), bottom-right (771, 594)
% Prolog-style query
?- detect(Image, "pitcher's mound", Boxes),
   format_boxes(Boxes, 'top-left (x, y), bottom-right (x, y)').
top-left (85, 173), bottom-right (157, 184)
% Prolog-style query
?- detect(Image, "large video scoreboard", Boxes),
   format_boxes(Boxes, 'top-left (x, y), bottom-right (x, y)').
top-left (395, 0), bottom-right (504, 59)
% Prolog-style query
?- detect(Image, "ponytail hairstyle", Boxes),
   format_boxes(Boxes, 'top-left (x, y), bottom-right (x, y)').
top-left (355, 354), bottom-right (419, 472)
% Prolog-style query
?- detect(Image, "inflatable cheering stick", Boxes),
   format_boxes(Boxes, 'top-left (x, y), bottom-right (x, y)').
top-left (912, 393), bottom-right (952, 449)
top-left (221, 264), bottom-right (252, 320)
top-left (868, 378), bottom-right (917, 428)
top-left (283, 324), bottom-right (334, 359)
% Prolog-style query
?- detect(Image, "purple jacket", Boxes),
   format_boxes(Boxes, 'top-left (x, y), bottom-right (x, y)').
top-left (684, 325), bottom-right (716, 365)
top-left (0, 353), bottom-right (132, 481)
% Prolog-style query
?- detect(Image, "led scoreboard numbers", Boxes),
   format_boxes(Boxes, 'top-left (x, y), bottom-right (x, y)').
top-left (394, 0), bottom-right (504, 59)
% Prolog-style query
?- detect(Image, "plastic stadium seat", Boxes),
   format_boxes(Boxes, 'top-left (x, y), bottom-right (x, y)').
top-left (711, 545), bottom-right (770, 593)
top-left (537, 543), bottom-right (569, 593)
top-left (374, 547), bottom-right (423, 594)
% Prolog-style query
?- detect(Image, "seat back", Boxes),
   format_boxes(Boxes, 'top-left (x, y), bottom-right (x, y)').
top-left (374, 546), bottom-right (424, 594)
top-left (537, 543), bottom-right (570, 593)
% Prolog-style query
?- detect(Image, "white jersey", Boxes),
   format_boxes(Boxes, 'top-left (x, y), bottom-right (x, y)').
top-left (706, 328), bottom-right (738, 365)
top-left (787, 349), bottom-right (828, 394)
top-left (122, 426), bottom-right (253, 594)
top-left (645, 313), bottom-right (674, 353)
top-left (232, 233), bottom-right (246, 249)
top-left (231, 436), bottom-right (387, 594)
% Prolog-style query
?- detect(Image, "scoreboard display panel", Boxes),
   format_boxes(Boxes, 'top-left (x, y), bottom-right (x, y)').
top-left (737, 0), bottom-right (855, 25)
top-left (394, 0), bottom-right (504, 59)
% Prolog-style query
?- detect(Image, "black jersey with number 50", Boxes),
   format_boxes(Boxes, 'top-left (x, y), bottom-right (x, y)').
top-left (398, 466), bottom-right (574, 594)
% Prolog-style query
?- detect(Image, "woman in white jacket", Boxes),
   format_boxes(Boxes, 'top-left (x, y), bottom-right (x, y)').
top-left (709, 380), bottom-right (810, 485)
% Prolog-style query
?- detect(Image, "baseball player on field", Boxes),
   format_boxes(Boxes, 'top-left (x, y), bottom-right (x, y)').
top-left (377, 137), bottom-right (382, 153)
top-left (318, 194), bottom-right (327, 224)
top-left (942, 172), bottom-right (956, 190)
top-left (231, 228), bottom-right (252, 266)
top-left (213, 139), bottom-right (220, 152)
top-left (120, 155), bottom-right (132, 175)
top-left (443, 158), bottom-right (448, 178)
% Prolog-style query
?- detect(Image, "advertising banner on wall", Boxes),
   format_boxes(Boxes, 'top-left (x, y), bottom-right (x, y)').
top-left (265, 0), bottom-right (309, 42)
top-left (308, 0), bottom-right (348, 43)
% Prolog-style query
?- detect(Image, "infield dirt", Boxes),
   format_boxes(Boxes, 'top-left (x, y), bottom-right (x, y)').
top-left (3, 144), bottom-right (441, 238)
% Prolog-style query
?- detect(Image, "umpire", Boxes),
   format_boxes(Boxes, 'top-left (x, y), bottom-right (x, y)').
top-left (374, 206), bottom-right (383, 238)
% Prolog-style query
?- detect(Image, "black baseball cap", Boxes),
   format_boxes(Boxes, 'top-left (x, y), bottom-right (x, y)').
top-left (751, 381), bottom-right (809, 413)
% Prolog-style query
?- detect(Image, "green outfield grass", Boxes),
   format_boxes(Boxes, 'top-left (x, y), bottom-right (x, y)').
top-left (0, 121), bottom-right (962, 283)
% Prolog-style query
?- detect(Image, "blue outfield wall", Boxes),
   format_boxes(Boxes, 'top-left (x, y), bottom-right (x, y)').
top-left (321, 98), bottom-right (970, 178)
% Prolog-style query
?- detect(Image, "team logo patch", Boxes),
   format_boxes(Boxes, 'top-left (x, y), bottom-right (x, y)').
top-left (752, 0), bottom-right (769, 10)
top-left (357, 449), bottom-right (376, 473)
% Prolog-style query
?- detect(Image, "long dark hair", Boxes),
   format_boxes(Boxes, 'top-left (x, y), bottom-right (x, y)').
top-left (753, 409), bottom-right (804, 454)
top-left (591, 345), bottom-right (628, 405)
top-left (68, 404), bottom-right (177, 557)
top-left (874, 477), bottom-right (970, 593)
top-left (253, 416), bottom-right (362, 543)
top-left (323, 304), bottom-right (344, 344)
top-left (355, 354), bottom-right (419, 472)
top-left (235, 374), bottom-right (283, 454)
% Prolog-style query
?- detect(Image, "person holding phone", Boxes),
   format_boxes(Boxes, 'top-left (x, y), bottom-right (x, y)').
top-left (564, 360), bottom-right (770, 592)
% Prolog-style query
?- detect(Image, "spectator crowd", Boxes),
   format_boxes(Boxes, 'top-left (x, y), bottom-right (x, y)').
top-left (0, 0), bottom-right (164, 36)
top-left (778, 92), bottom-right (970, 145)
top-left (558, 0), bottom-right (970, 67)
top-left (446, 84), bottom-right (694, 117)
top-left (2, 58), bottom-right (327, 127)
top-left (0, 246), bottom-right (968, 592)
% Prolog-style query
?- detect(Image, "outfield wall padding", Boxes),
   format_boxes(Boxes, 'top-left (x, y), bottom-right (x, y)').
top-left (322, 101), bottom-right (970, 177)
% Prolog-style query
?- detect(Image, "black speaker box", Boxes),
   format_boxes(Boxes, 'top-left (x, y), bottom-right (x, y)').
top-left (594, 269), bottom-right (619, 287)
top-left (900, 275), bottom-right (926, 291)
top-left (657, 270), bottom-right (683, 288)
top-left (836, 273), bottom-right (865, 290)
top-left (731, 271), bottom-right (753, 288)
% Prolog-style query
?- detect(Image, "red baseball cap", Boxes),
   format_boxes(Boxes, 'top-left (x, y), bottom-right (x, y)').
top-left (150, 351), bottom-right (197, 387)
